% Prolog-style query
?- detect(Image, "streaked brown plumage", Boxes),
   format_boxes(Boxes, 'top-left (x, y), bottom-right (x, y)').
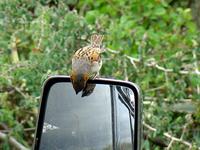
top-left (70, 34), bottom-right (104, 94)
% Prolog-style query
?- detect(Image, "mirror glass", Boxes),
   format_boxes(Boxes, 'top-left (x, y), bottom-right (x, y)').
top-left (39, 82), bottom-right (136, 150)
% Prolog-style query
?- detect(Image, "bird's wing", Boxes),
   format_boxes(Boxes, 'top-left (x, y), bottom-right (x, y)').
top-left (73, 46), bottom-right (102, 78)
top-left (73, 46), bottom-right (101, 62)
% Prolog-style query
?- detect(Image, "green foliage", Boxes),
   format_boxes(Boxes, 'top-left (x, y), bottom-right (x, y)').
top-left (0, 0), bottom-right (200, 149)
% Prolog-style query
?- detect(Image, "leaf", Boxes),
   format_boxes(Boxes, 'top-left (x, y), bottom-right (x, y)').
top-left (85, 10), bottom-right (100, 24)
top-left (170, 102), bottom-right (197, 113)
top-left (154, 6), bottom-right (166, 16)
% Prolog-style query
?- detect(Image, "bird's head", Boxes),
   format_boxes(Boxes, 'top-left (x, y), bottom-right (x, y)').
top-left (70, 71), bottom-right (89, 94)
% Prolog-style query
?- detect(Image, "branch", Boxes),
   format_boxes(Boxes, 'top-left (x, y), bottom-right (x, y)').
top-left (10, 36), bottom-right (19, 63)
top-left (145, 85), bottom-right (166, 92)
top-left (107, 48), bottom-right (200, 76)
top-left (0, 132), bottom-right (29, 150)
top-left (0, 128), bottom-right (35, 133)
top-left (37, 9), bottom-right (45, 50)
top-left (143, 122), bottom-right (200, 149)
top-left (107, 48), bottom-right (139, 69)
top-left (145, 58), bottom-right (200, 75)
top-left (123, 59), bottom-right (128, 81)
top-left (164, 132), bottom-right (192, 149)
top-left (192, 49), bottom-right (200, 94)
top-left (106, 48), bottom-right (120, 54)
top-left (124, 55), bottom-right (139, 69)
top-left (166, 139), bottom-right (174, 150)
top-left (0, 62), bottom-right (31, 79)
top-left (143, 131), bottom-right (168, 147)
top-left (144, 96), bottom-right (193, 101)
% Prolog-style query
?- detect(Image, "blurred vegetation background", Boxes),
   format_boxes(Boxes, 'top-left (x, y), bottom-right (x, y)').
top-left (0, 0), bottom-right (200, 149)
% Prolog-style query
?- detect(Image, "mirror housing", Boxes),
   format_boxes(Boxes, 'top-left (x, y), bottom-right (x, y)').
top-left (33, 76), bottom-right (142, 150)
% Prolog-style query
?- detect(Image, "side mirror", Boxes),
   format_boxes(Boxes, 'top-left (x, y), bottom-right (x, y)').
top-left (33, 76), bottom-right (142, 150)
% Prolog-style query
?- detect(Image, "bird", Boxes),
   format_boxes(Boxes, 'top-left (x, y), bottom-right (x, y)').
top-left (81, 83), bottom-right (96, 97)
top-left (70, 34), bottom-right (104, 95)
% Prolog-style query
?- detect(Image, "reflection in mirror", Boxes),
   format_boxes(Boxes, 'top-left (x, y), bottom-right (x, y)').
top-left (39, 82), bottom-right (136, 150)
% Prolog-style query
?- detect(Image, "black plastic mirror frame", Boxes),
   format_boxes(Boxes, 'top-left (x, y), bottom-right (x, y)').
top-left (33, 76), bottom-right (142, 150)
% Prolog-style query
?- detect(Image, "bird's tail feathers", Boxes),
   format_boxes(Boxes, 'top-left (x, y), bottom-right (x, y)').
top-left (91, 34), bottom-right (104, 48)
